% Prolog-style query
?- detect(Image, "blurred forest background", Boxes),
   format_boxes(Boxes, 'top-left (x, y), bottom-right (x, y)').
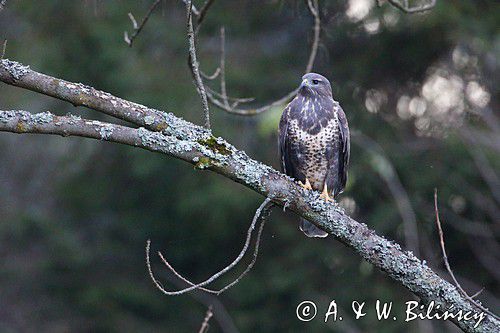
top-left (0, 1), bottom-right (499, 332)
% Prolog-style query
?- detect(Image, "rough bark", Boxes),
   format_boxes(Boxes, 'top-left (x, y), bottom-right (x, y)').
top-left (0, 59), bottom-right (498, 333)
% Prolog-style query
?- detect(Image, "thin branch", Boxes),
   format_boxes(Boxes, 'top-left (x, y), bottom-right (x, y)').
top-left (434, 189), bottom-right (500, 321)
top-left (156, 250), bottom-right (218, 294)
top-left (195, 0), bottom-right (216, 34)
top-left (206, 89), bottom-right (299, 116)
top-left (201, 67), bottom-right (221, 80)
top-left (219, 27), bottom-right (230, 109)
top-left (1, 60), bottom-right (499, 332)
top-left (124, 0), bottom-right (161, 47)
top-left (1, 39), bottom-right (7, 59)
top-left (186, 0), bottom-right (211, 129)
top-left (195, 0), bottom-right (320, 115)
top-left (386, 0), bottom-right (436, 13)
top-left (206, 86), bottom-right (254, 104)
top-left (198, 306), bottom-right (214, 333)
top-left (147, 198), bottom-right (272, 295)
top-left (305, 0), bottom-right (320, 73)
top-left (164, 275), bottom-right (240, 333)
top-left (213, 199), bottom-right (272, 295)
top-left (471, 288), bottom-right (485, 299)
top-left (180, 0), bottom-right (199, 16)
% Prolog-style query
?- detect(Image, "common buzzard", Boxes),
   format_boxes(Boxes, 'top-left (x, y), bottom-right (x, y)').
top-left (279, 73), bottom-right (350, 238)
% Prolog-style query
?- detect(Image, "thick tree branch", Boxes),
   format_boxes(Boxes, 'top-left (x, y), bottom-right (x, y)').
top-left (0, 59), bottom-right (498, 332)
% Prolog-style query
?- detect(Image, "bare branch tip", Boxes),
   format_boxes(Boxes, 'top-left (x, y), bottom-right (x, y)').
top-left (123, 0), bottom-right (161, 47)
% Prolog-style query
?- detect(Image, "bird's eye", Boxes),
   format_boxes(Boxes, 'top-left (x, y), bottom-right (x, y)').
top-left (312, 79), bottom-right (319, 85)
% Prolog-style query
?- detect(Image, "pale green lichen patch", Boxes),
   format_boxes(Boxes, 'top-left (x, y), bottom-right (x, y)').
top-left (32, 111), bottom-right (54, 124)
top-left (197, 136), bottom-right (232, 155)
top-left (144, 115), bottom-right (155, 125)
top-left (98, 124), bottom-right (114, 140)
top-left (0, 110), bottom-right (16, 123)
top-left (194, 156), bottom-right (213, 170)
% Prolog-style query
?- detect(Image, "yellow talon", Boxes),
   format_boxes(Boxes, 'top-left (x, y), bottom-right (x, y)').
top-left (319, 184), bottom-right (334, 202)
top-left (299, 178), bottom-right (312, 190)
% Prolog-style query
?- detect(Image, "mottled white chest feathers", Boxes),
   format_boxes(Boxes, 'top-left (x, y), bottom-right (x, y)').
top-left (288, 114), bottom-right (340, 190)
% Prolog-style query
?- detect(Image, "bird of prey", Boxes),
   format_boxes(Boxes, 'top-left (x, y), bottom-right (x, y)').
top-left (279, 73), bottom-right (350, 238)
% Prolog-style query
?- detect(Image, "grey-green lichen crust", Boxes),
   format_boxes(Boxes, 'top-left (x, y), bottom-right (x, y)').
top-left (0, 59), bottom-right (30, 80)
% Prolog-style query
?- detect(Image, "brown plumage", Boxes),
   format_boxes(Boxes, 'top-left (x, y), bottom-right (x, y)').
top-left (279, 73), bottom-right (350, 237)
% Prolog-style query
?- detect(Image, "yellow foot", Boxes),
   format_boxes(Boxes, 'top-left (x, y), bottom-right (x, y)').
top-left (319, 184), bottom-right (334, 202)
top-left (298, 178), bottom-right (312, 190)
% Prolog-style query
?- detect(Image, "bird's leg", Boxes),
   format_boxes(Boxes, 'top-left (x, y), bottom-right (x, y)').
top-left (319, 184), bottom-right (334, 202)
top-left (298, 178), bottom-right (312, 190)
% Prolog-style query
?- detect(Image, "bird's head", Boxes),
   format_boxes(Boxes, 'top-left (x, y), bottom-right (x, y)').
top-left (299, 73), bottom-right (332, 97)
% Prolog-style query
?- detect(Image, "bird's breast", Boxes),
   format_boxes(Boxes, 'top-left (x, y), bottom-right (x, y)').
top-left (289, 116), bottom-right (339, 190)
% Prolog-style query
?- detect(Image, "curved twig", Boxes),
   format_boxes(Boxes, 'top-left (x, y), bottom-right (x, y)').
top-left (205, 86), bottom-right (254, 104)
top-left (194, 0), bottom-right (320, 116)
top-left (201, 67), bottom-right (221, 80)
top-left (124, 0), bottom-right (162, 47)
top-left (206, 88), bottom-right (299, 116)
top-left (146, 198), bottom-right (272, 295)
top-left (305, 0), bottom-right (320, 73)
top-left (195, 0), bottom-right (216, 34)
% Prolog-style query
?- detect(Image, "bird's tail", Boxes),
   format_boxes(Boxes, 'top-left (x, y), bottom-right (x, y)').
top-left (299, 219), bottom-right (328, 238)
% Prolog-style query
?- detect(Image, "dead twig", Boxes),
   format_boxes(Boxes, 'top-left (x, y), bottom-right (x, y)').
top-left (205, 86), bottom-right (254, 104)
top-left (305, 0), bottom-right (320, 73)
top-left (219, 27), bottom-right (230, 109)
top-left (198, 306), bottom-right (214, 333)
top-left (124, 0), bottom-right (161, 47)
top-left (1, 40), bottom-right (7, 60)
top-left (195, 0), bottom-right (216, 34)
top-left (193, 0), bottom-right (321, 115)
top-left (201, 67), bottom-right (221, 80)
top-left (146, 198), bottom-right (273, 295)
top-left (180, 0), bottom-right (199, 16)
top-left (433, 189), bottom-right (500, 321)
top-left (186, 0), bottom-right (211, 129)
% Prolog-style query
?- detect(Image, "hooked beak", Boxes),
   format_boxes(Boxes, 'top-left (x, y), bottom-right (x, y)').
top-left (300, 79), bottom-right (310, 89)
